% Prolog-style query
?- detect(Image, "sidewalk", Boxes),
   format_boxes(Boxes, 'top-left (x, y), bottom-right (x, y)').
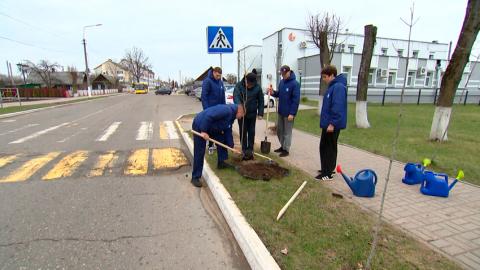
top-left (237, 119), bottom-right (480, 270)
top-left (1, 93), bottom-right (121, 108)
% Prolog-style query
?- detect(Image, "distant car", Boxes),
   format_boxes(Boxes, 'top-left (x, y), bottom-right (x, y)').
top-left (225, 87), bottom-right (234, 104)
top-left (155, 87), bottom-right (172, 95)
top-left (264, 93), bottom-right (275, 108)
top-left (193, 87), bottom-right (202, 100)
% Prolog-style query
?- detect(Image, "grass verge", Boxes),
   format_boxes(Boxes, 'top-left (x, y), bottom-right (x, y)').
top-left (0, 96), bottom-right (106, 115)
top-left (270, 103), bottom-right (480, 185)
top-left (205, 151), bottom-right (460, 269)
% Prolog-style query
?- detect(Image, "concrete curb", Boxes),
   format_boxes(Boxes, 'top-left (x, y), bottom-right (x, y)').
top-left (0, 94), bottom-right (123, 119)
top-left (175, 116), bottom-right (280, 270)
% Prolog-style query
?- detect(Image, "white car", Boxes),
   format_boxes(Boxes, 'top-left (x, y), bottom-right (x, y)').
top-left (225, 87), bottom-right (276, 108)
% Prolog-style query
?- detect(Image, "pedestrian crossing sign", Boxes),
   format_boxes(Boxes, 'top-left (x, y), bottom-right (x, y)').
top-left (207, 26), bottom-right (234, 54)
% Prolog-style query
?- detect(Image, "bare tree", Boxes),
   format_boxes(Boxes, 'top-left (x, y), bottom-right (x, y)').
top-left (429, 0), bottom-right (480, 141)
top-left (25, 60), bottom-right (60, 89)
top-left (356, 25), bottom-right (377, 128)
top-left (104, 63), bottom-right (122, 89)
top-left (122, 47), bottom-right (152, 83)
top-left (67, 66), bottom-right (79, 93)
top-left (307, 13), bottom-right (342, 115)
top-left (225, 73), bottom-right (237, 84)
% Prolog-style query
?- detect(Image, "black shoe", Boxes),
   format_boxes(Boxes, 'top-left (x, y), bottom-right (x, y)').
top-left (217, 161), bottom-right (234, 170)
top-left (274, 147), bottom-right (283, 153)
top-left (191, 178), bottom-right (202, 188)
top-left (315, 174), bottom-right (334, 181)
top-left (279, 150), bottom-right (289, 157)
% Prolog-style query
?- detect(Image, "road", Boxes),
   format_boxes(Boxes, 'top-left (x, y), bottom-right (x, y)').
top-left (0, 93), bottom-right (249, 269)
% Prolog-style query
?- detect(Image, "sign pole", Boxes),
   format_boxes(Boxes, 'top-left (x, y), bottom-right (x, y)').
top-left (220, 53), bottom-right (223, 70)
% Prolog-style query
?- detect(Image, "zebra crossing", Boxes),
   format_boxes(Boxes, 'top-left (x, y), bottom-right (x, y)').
top-left (4, 120), bottom-right (181, 144)
top-left (0, 147), bottom-right (190, 183)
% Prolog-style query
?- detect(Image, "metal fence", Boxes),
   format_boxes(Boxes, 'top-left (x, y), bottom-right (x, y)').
top-left (302, 86), bottom-right (480, 105)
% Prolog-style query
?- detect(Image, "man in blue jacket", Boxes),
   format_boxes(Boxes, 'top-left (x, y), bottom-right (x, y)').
top-left (191, 104), bottom-right (245, 188)
top-left (270, 65), bottom-right (300, 157)
top-left (201, 67), bottom-right (226, 155)
top-left (317, 65), bottom-right (347, 181)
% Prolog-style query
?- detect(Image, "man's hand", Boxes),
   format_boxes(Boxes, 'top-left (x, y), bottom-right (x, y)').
top-left (287, 114), bottom-right (294, 121)
top-left (257, 115), bottom-right (263, 120)
top-left (200, 132), bottom-right (210, 141)
top-left (327, 124), bottom-right (334, 133)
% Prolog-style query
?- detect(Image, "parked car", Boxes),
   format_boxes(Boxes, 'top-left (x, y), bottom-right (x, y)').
top-left (193, 87), bottom-right (202, 100)
top-left (155, 87), bottom-right (172, 95)
top-left (225, 86), bottom-right (275, 108)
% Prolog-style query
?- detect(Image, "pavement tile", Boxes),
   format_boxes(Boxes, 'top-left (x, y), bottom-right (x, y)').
top-left (442, 245), bottom-right (466, 256)
top-left (457, 253), bottom-right (480, 269)
top-left (430, 239), bottom-right (451, 249)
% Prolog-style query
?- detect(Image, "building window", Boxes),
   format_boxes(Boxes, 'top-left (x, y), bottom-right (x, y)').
top-left (412, 50), bottom-right (419, 58)
top-left (397, 49), bottom-right (404, 57)
top-left (340, 44), bottom-right (345, 53)
top-left (342, 66), bottom-right (351, 85)
top-left (425, 72), bottom-right (433, 87)
top-left (368, 69), bottom-right (375, 85)
top-left (381, 48), bottom-right (388, 56)
top-left (348, 45), bottom-right (355, 54)
top-left (429, 53), bottom-right (434, 60)
top-left (407, 71), bottom-right (416, 86)
top-left (388, 71), bottom-right (396, 86)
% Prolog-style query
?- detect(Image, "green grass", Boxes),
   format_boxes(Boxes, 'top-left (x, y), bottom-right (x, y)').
top-left (0, 96), bottom-right (105, 115)
top-left (205, 152), bottom-right (460, 269)
top-left (300, 96), bottom-right (319, 107)
top-left (271, 103), bottom-right (480, 185)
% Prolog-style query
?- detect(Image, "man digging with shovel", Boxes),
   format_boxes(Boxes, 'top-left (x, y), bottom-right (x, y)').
top-left (233, 71), bottom-right (264, 160)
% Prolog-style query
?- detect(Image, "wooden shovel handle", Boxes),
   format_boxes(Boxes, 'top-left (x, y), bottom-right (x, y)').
top-left (191, 130), bottom-right (241, 154)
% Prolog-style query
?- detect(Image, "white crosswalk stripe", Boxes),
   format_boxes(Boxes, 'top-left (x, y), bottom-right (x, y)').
top-left (164, 121), bottom-right (179, 139)
top-left (96, 122), bottom-right (121, 141)
top-left (9, 122), bottom-right (70, 144)
top-left (136, 121), bottom-right (153, 141)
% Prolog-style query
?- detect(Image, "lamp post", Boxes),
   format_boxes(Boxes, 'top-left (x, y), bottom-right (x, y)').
top-left (82, 24), bottom-right (102, 97)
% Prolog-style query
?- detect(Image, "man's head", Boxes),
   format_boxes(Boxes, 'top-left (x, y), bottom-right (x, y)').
top-left (280, 65), bottom-right (291, 80)
top-left (321, 65), bottom-right (337, 84)
top-left (246, 72), bottom-right (257, 89)
top-left (236, 104), bottom-right (245, 119)
top-left (212, 67), bottom-right (222, 80)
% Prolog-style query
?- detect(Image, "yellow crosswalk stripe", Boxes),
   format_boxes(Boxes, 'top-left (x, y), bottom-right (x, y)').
top-left (159, 122), bottom-right (169, 139)
top-left (152, 148), bottom-right (189, 170)
top-left (87, 151), bottom-right (117, 177)
top-left (0, 152), bottom-right (61, 183)
top-left (42, 151), bottom-right (89, 180)
top-left (124, 148), bottom-right (149, 176)
top-left (0, 155), bottom-right (18, 168)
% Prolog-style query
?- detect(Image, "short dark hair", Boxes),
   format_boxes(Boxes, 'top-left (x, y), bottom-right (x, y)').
top-left (321, 65), bottom-right (337, 77)
top-left (213, 67), bottom-right (222, 74)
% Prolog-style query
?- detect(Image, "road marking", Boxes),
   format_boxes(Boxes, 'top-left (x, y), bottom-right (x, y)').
top-left (159, 122), bottom-right (168, 139)
top-left (0, 152), bottom-right (61, 183)
top-left (88, 151), bottom-right (117, 177)
top-left (136, 121), bottom-right (153, 141)
top-left (42, 151), bottom-right (89, 180)
top-left (1, 119), bottom-right (16, 123)
top-left (96, 122), bottom-right (121, 141)
top-left (0, 123), bottom-right (40, 136)
top-left (0, 155), bottom-right (18, 168)
top-left (164, 121), bottom-right (179, 139)
top-left (152, 148), bottom-right (189, 170)
top-left (124, 148), bottom-right (149, 175)
top-left (9, 122), bottom-right (70, 144)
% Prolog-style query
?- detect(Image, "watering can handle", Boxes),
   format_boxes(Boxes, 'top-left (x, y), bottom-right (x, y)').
top-left (371, 170), bottom-right (378, 186)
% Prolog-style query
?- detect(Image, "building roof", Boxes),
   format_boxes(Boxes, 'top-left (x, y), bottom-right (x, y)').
top-left (27, 71), bottom-right (86, 86)
top-left (195, 67), bottom-right (227, 82)
top-left (92, 73), bottom-right (117, 84)
top-left (94, 59), bottom-right (128, 71)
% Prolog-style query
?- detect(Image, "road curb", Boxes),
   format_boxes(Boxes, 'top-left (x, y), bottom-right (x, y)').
top-left (0, 94), bottom-right (123, 120)
top-left (175, 116), bottom-right (280, 270)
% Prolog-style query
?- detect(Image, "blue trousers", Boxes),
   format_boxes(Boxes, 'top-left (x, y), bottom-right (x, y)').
top-left (192, 127), bottom-right (228, 179)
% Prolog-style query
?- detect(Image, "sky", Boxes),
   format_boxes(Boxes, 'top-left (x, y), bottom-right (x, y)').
top-left (0, 0), bottom-right (478, 82)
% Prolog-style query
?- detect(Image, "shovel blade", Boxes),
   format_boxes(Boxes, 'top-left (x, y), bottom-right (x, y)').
top-left (260, 140), bottom-right (271, 154)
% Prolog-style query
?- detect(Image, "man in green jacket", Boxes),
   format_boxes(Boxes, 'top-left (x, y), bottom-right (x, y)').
top-left (233, 72), bottom-right (264, 160)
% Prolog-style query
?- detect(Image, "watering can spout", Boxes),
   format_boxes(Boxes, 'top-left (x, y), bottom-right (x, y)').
top-left (337, 165), bottom-right (354, 190)
top-left (449, 180), bottom-right (458, 191)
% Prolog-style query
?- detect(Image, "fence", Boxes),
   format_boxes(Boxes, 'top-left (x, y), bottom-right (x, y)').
top-left (303, 86), bottom-right (480, 105)
top-left (75, 89), bottom-right (118, 97)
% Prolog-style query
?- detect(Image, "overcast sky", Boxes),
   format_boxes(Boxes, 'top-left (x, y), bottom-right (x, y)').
top-left (1, 0), bottom-right (478, 81)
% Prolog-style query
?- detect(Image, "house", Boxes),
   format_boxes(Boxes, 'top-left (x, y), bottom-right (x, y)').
top-left (26, 71), bottom-right (87, 90)
top-left (91, 73), bottom-right (117, 90)
top-left (94, 59), bottom-right (132, 85)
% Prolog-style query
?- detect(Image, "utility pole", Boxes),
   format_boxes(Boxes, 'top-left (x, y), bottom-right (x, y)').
top-left (82, 24), bottom-right (102, 98)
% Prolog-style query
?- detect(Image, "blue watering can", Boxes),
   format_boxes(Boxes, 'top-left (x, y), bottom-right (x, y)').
top-left (420, 170), bottom-right (464, 198)
top-left (336, 165), bottom-right (377, 198)
top-left (402, 163), bottom-right (425, 185)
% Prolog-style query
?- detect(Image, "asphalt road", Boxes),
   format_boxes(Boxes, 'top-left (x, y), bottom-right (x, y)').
top-left (0, 93), bottom-right (249, 269)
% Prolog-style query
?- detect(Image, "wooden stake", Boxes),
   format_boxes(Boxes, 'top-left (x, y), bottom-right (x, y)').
top-left (276, 181), bottom-right (307, 221)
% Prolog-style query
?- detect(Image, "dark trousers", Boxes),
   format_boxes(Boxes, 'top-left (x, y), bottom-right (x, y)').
top-left (237, 117), bottom-right (256, 152)
top-left (319, 128), bottom-right (341, 175)
top-left (192, 127), bottom-right (228, 179)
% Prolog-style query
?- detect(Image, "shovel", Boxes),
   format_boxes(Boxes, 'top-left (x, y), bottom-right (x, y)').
top-left (260, 87), bottom-right (271, 154)
top-left (191, 130), bottom-right (274, 164)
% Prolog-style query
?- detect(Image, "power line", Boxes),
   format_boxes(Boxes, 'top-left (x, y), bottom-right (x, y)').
top-left (0, 35), bottom-right (75, 54)
top-left (0, 11), bottom-right (71, 39)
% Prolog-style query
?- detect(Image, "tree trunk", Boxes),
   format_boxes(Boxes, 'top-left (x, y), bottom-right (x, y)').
top-left (317, 31), bottom-right (331, 116)
top-left (430, 0), bottom-right (480, 141)
top-left (355, 24), bottom-right (377, 128)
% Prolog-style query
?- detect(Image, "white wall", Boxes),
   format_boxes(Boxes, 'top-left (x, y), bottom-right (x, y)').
top-left (261, 33), bottom-right (278, 90)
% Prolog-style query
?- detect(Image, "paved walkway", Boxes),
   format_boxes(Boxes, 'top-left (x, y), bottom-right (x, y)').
top-left (237, 118), bottom-right (480, 270)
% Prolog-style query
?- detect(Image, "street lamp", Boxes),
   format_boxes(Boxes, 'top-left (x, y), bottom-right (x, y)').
top-left (82, 23), bottom-right (102, 97)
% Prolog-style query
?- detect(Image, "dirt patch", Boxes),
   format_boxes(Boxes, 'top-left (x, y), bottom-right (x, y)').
top-left (236, 160), bottom-right (289, 181)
